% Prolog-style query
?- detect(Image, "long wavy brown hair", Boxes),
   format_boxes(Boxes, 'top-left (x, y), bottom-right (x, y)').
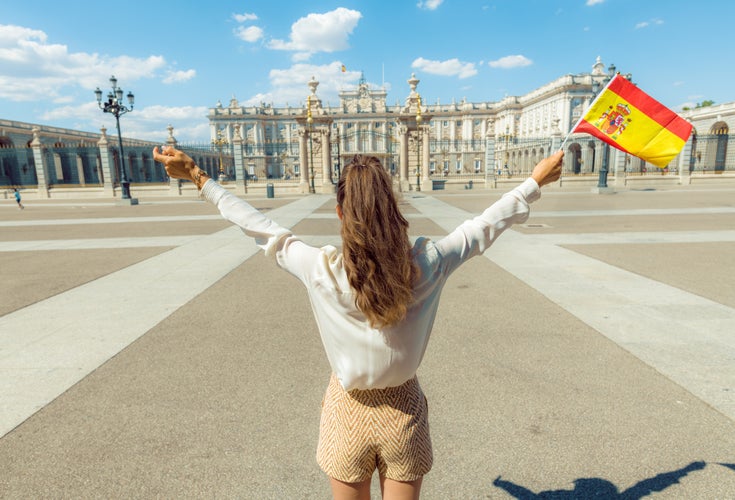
top-left (337, 155), bottom-right (416, 329)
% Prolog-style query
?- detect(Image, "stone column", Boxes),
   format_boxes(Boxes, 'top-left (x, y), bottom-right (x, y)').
top-left (550, 120), bottom-right (563, 186)
top-left (30, 127), bottom-right (50, 198)
top-left (320, 128), bottom-right (333, 193)
top-left (232, 124), bottom-right (247, 194)
top-left (581, 143), bottom-right (594, 174)
top-left (298, 129), bottom-right (310, 193)
top-left (484, 134), bottom-right (496, 188)
top-left (421, 127), bottom-right (432, 191)
top-left (613, 149), bottom-right (627, 188)
top-left (677, 135), bottom-right (694, 185)
top-left (399, 125), bottom-right (409, 191)
top-left (97, 127), bottom-right (115, 197)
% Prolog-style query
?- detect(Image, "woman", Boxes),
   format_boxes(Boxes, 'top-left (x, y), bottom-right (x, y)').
top-left (153, 146), bottom-right (563, 499)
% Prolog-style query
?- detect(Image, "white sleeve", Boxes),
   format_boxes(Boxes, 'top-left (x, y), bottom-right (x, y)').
top-left (200, 180), bottom-right (320, 283)
top-left (434, 178), bottom-right (541, 275)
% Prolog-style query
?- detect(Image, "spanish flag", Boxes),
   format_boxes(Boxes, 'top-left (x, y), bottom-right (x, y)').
top-left (572, 74), bottom-right (692, 168)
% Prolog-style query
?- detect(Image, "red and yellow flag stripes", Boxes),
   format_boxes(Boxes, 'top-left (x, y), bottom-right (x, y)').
top-left (573, 74), bottom-right (693, 168)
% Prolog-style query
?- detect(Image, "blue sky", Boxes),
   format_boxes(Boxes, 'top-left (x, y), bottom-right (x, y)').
top-left (1, 0), bottom-right (730, 143)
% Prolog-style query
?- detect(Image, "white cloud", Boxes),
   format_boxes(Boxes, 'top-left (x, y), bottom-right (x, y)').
top-left (488, 55), bottom-right (532, 69)
top-left (123, 105), bottom-right (210, 143)
top-left (0, 24), bottom-right (166, 102)
top-left (586, 0), bottom-right (605, 5)
top-left (232, 13), bottom-right (258, 23)
top-left (292, 51), bottom-right (313, 62)
top-left (136, 104), bottom-right (208, 122)
top-left (243, 61), bottom-right (359, 107)
top-left (0, 24), bottom-right (47, 50)
top-left (235, 25), bottom-right (264, 43)
top-left (267, 8), bottom-right (361, 54)
top-left (163, 69), bottom-right (196, 84)
top-left (636, 18), bottom-right (664, 29)
top-left (411, 57), bottom-right (477, 79)
top-left (417, 0), bottom-right (443, 10)
top-left (0, 24), bottom-right (211, 141)
top-left (41, 102), bottom-right (210, 142)
top-left (41, 100), bottom-right (100, 122)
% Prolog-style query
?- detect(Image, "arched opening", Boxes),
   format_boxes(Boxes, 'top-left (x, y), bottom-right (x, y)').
top-left (711, 122), bottom-right (729, 172)
top-left (567, 143), bottom-right (582, 174)
top-left (0, 137), bottom-right (18, 185)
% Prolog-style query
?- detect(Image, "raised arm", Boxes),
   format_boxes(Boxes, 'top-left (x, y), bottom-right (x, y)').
top-left (153, 146), bottom-right (293, 259)
top-left (435, 151), bottom-right (564, 273)
top-left (153, 146), bottom-right (323, 284)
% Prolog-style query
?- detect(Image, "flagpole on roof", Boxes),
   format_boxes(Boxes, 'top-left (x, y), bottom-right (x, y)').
top-left (559, 73), bottom-right (620, 151)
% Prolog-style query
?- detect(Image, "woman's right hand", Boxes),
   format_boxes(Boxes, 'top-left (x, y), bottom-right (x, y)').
top-left (531, 150), bottom-right (564, 187)
top-left (153, 146), bottom-right (197, 181)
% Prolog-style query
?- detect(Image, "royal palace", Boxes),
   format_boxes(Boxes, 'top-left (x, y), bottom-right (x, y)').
top-left (2, 57), bottom-right (733, 199)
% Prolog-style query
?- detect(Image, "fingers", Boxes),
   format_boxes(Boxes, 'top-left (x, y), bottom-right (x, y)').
top-left (152, 146), bottom-right (178, 165)
top-left (548, 150), bottom-right (564, 167)
top-left (531, 150), bottom-right (565, 187)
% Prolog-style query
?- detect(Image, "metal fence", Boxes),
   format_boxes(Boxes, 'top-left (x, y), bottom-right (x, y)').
top-left (0, 146), bottom-right (35, 186)
top-left (2, 132), bottom-right (732, 188)
top-left (690, 133), bottom-right (733, 174)
top-left (42, 146), bottom-right (101, 185)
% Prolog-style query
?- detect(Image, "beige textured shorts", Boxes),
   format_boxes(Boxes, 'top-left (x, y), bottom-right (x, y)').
top-left (316, 373), bottom-right (433, 483)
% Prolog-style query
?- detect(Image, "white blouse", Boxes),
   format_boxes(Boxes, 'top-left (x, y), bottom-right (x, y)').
top-left (201, 178), bottom-right (541, 391)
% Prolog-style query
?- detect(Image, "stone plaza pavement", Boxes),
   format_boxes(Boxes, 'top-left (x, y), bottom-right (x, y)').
top-left (1, 181), bottom-right (734, 499)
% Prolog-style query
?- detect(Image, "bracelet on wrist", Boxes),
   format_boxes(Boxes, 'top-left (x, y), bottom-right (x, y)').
top-left (193, 168), bottom-right (209, 188)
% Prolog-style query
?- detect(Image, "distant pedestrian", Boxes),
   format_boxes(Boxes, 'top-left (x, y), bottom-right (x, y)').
top-left (13, 189), bottom-right (23, 209)
top-left (154, 145), bottom-right (563, 499)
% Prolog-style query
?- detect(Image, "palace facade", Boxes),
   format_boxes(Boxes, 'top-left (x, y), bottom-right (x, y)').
top-left (2, 57), bottom-right (732, 198)
top-left (208, 56), bottom-right (733, 193)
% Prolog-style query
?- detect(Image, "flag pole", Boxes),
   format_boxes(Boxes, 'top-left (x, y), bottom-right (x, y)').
top-left (559, 73), bottom-right (619, 151)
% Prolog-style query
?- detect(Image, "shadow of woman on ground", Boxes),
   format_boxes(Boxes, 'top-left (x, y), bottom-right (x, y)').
top-left (492, 460), bottom-right (706, 499)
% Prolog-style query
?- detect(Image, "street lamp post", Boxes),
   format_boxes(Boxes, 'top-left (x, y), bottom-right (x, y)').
top-left (307, 95), bottom-right (315, 193)
top-left (415, 94), bottom-right (422, 191)
top-left (95, 75), bottom-right (135, 200)
top-left (596, 64), bottom-right (617, 189)
top-left (212, 128), bottom-right (228, 182)
top-left (499, 126), bottom-right (514, 178)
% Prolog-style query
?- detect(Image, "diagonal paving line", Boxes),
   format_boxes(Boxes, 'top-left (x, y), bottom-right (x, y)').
top-left (532, 207), bottom-right (735, 217)
top-left (0, 195), bottom-right (330, 438)
top-left (0, 215), bottom-right (223, 227)
top-left (407, 195), bottom-right (735, 420)
top-left (527, 230), bottom-right (735, 245)
top-left (0, 236), bottom-right (202, 251)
